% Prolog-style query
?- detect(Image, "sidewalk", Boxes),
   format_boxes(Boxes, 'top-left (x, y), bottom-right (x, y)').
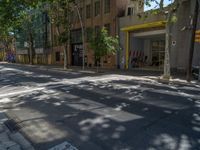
top-left (5, 62), bottom-right (200, 86)
top-left (0, 112), bottom-right (34, 150)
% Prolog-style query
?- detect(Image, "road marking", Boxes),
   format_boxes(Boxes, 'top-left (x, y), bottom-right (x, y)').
top-left (0, 87), bottom-right (45, 98)
top-left (48, 141), bottom-right (78, 150)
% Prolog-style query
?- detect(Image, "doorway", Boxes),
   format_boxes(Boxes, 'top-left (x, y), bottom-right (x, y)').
top-left (72, 44), bottom-right (83, 66)
top-left (151, 40), bottom-right (165, 70)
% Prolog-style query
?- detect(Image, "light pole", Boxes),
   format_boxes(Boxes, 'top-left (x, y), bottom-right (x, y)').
top-left (74, 3), bottom-right (85, 70)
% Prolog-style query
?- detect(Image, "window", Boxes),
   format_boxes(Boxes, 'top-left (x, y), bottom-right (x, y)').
top-left (95, 26), bottom-right (100, 35)
top-left (104, 0), bottom-right (110, 14)
top-left (53, 35), bottom-right (58, 46)
top-left (71, 30), bottom-right (82, 44)
top-left (55, 52), bottom-right (60, 62)
top-left (86, 4), bottom-right (91, 19)
top-left (104, 24), bottom-right (110, 35)
top-left (127, 7), bottom-right (136, 16)
top-left (86, 27), bottom-right (93, 41)
top-left (95, 1), bottom-right (100, 16)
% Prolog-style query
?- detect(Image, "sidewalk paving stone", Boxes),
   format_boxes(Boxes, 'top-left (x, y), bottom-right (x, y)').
top-left (0, 112), bottom-right (34, 150)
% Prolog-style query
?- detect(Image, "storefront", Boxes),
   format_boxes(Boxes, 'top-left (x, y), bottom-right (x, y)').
top-left (71, 43), bottom-right (83, 66)
top-left (71, 29), bottom-right (83, 66)
top-left (120, 21), bottom-right (166, 70)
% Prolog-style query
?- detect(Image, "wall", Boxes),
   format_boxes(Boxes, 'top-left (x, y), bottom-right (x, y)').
top-left (193, 6), bottom-right (200, 67)
top-left (170, 0), bottom-right (191, 71)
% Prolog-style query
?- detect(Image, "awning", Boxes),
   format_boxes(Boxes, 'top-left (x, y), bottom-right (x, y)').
top-left (121, 21), bottom-right (166, 32)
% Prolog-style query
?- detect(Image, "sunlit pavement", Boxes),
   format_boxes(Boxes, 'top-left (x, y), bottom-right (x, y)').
top-left (0, 63), bottom-right (200, 150)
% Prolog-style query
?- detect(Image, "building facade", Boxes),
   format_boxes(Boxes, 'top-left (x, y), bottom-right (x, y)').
top-left (51, 0), bottom-right (139, 68)
top-left (119, 0), bottom-right (200, 72)
top-left (15, 10), bottom-right (51, 64)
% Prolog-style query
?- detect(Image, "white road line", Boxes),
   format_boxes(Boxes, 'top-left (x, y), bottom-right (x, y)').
top-left (0, 87), bottom-right (45, 98)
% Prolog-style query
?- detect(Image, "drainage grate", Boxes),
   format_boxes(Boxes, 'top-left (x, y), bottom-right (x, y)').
top-left (4, 119), bottom-right (21, 133)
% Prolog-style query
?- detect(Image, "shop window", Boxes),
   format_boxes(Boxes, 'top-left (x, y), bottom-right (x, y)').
top-left (55, 52), bottom-right (60, 62)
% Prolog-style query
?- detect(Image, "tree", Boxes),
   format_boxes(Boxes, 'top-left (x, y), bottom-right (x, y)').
top-left (186, 0), bottom-right (199, 81)
top-left (0, 0), bottom-right (24, 61)
top-left (144, 0), bottom-right (184, 79)
top-left (89, 27), bottom-right (120, 72)
top-left (47, 0), bottom-right (75, 70)
top-left (0, 28), bottom-right (13, 61)
top-left (0, 0), bottom-right (44, 64)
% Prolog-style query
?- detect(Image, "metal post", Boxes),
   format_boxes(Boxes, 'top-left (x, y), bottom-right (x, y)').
top-left (75, 4), bottom-right (85, 70)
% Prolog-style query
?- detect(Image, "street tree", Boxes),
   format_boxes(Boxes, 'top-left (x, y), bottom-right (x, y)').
top-left (0, 27), bottom-right (14, 61)
top-left (89, 27), bottom-right (120, 72)
top-left (144, 0), bottom-right (182, 79)
top-left (46, 0), bottom-right (75, 70)
top-left (0, 0), bottom-right (44, 64)
top-left (0, 0), bottom-right (24, 61)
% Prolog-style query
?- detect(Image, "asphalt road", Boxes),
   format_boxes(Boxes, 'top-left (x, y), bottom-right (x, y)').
top-left (0, 63), bottom-right (200, 150)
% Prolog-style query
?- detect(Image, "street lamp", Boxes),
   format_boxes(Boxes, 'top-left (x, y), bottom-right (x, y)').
top-left (74, 3), bottom-right (85, 70)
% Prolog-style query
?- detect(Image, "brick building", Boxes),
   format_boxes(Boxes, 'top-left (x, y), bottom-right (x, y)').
top-left (51, 0), bottom-right (141, 68)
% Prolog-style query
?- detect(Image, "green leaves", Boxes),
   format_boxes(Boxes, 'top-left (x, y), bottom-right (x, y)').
top-left (89, 27), bottom-right (120, 60)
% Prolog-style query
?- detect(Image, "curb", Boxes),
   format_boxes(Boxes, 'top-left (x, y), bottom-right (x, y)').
top-left (0, 112), bottom-right (34, 150)
top-left (4, 63), bottom-right (200, 86)
top-left (9, 63), bottom-right (97, 74)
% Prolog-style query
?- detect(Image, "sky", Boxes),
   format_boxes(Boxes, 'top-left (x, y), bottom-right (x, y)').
top-left (144, 0), bottom-right (174, 11)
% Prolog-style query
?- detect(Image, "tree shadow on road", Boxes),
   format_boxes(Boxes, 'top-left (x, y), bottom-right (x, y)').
top-left (0, 64), bottom-right (200, 150)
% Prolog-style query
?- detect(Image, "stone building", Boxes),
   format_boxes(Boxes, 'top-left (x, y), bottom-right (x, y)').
top-left (51, 0), bottom-right (141, 68)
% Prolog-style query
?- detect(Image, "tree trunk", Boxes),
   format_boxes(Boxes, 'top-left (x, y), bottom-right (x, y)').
top-left (29, 31), bottom-right (34, 65)
top-left (63, 43), bottom-right (68, 70)
top-left (2, 38), bottom-right (8, 62)
top-left (163, 13), bottom-right (172, 79)
top-left (186, 0), bottom-right (199, 82)
top-left (3, 49), bottom-right (5, 62)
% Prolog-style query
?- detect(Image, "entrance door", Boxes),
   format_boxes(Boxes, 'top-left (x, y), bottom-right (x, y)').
top-left (151, 40), bottom-right (165, 69)
top-left (72, 44), bottom-right (83, 66)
